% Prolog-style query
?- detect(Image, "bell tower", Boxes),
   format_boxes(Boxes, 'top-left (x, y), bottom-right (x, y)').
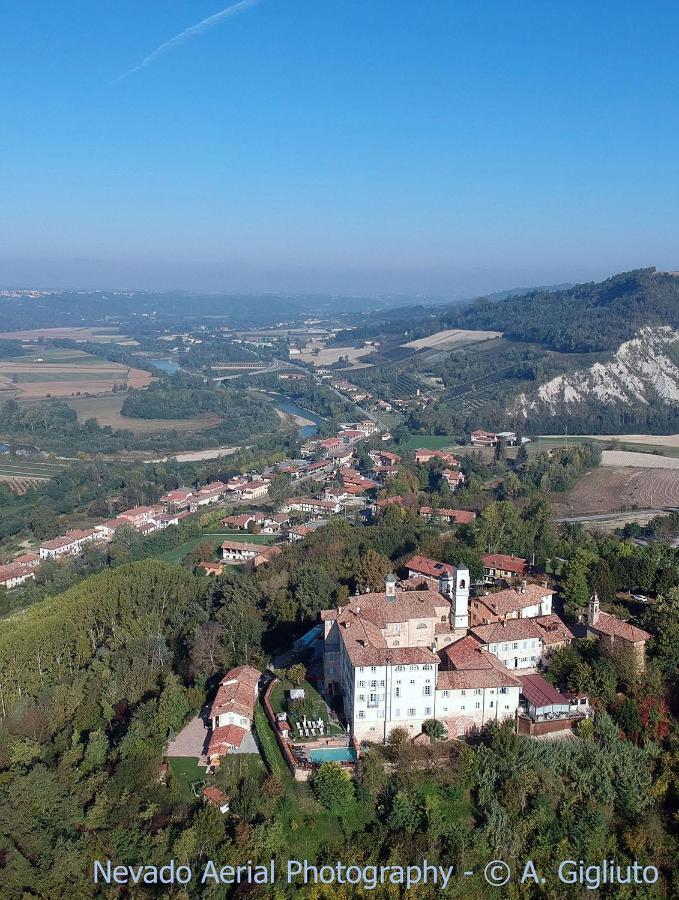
top-left (588, 592), bottom-right (600, 626)
top-left (439, 566), bottom-right (469, 631)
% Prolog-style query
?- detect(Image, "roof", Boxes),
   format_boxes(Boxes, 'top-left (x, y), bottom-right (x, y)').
top-left (519, 674), bottom-right (568, 708)
top-left (405, 555), bottom-right (455, 579)
top-left (209, 666), bottom-right (261, 721)
top-left (420, 507), bottom-right (476, 524)
top-left (471, 583), bottom-right (554, 616)
top-left (321, 589), bottom-right (449, 628)
top-left (437, 636), bottom-right (522, 690)
top-left (202, 785), bottom-right (230, 805)
top-left (482, 553), bottom-right (528, 575)
top-left (470, 614), bottom-right (573, 646)
top-left (0, 563), bottom-right (36, 583)
top-left (591, 611), bottom-right (650, 644)
top-left (208, 724), bottom-right (247, 755)
top-left (221, 540), bottom-right (267, 553)
top-left (40, 529), bottom-right (95, 551)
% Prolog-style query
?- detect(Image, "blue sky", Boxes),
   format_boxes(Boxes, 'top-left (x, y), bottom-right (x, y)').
top-left (1, 0), bottom-right (678, 295)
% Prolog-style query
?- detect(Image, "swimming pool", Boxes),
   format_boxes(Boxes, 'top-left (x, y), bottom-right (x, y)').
top-left (308, 747), bottom-right (357, 764)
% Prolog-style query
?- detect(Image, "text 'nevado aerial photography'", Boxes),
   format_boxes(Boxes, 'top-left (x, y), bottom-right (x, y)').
top-left (0, 2), bottom-right (678, 898)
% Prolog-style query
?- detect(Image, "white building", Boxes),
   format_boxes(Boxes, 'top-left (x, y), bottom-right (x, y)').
top-left (469, 615), bottom-right (573, 671)
top-left (469, 582), bottom-right (554, 626)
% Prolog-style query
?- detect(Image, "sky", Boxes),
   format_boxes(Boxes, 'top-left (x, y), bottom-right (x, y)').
top-left (1, 0), bottom-right (678, 296)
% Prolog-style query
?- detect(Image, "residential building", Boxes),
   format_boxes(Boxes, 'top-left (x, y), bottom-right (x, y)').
top-left (207, 666), bottom-right (261, 764)
top-left (39, 528), bottom-right (99, 560)
top-left (283, 498), bottom-right (342, 516)
top-left (586, 594), bottom-right (650, 672)
top-left (441, 469), bottom-right (465, 491)
top-left (116, 506), bottom-right (161, 528)
top-left (405, 554), bottom-right (454, 586)
top-left (481, 553), bottom-right (529, 583)
top-left (470, 429), bottom-right (498, 447)
top-left (414, 448), bottom-right (460, 466)
top-left (240, 479), bottom-right (271, 501)
top-left (469, 582), bottom-right (554, 626)
top-left (0, 563), bottom-right (36, 590)
top-left (469, 615), bottom-right (573, 671)
top-left (419, 507), bottom-right (476, 526)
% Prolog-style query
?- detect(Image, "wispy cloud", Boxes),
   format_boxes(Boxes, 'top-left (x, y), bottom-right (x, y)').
top-left (113, 0), bottom-right (263, 83)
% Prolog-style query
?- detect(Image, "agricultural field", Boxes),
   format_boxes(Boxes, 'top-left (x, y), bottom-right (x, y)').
top-left (297, 342), bottom-right (375, 368)
top-left (0, 327), bottom-right (127, 342)
top-left (551, 466), bottom-right (679, 517)
top-left (64, 393), bottom-right (222, 435)
top-left (0, 349), bottom-right (152, 399)
top-left (0, 458), bottom-right (67, 493)
top-left (392, 435), bottom-right (463, 453)
top-left (401, 328), bottom-right (502, 351)
top-left (540, 433), bottom-right (679, 459)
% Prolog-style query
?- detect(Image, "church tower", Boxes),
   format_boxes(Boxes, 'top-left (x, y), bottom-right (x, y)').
top-left (588, 592), bottom-right (600, 626)
top-left (439, 566), bottom-right (469, 631)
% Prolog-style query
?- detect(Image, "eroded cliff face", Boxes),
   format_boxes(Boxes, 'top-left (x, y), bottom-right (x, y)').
top-left (512, 326), bottom-right (679, 417)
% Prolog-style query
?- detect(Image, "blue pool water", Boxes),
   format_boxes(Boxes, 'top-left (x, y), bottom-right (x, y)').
top-left (308, 747), bottom-right (357, 764)
top-left (149, 358), bottom-right (180, 374)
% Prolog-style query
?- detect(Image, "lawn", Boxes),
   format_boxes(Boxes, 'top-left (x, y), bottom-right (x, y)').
top-left (156, 531), bottom-right (274, 564)
top-left (269, 679), bottom-right (346, 740)
top-left (168, 757), bottom-right (206, 802)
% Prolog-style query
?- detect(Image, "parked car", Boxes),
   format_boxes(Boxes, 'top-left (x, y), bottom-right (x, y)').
top-left (631, 594), bottom-right (649, 603)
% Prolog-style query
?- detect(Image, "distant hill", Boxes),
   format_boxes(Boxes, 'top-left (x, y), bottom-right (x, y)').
top-left (446, 268), bottom-right (679, 352)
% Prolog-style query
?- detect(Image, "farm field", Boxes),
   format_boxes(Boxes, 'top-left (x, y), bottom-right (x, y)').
top-left (64, 393), bottom-right (222, 434)
top-left (0, 458), bottom-right (67, 493)
top-left (297, 342), bottom-right (374, 367)
top-left (392, 435), bottom-right (462, 453)
top-left (551, 466), bottom-right (679, 517)
top-left (601, 450), bottom-right (679, 468)
top-left (401, 328), bottom-right (502, 351)
top-left (156, 531), bottom-right (274, 565)
top-left (0, 349), bottom-right (152, 399)
top-left (539, 434), bottom-right (679, 459)
top-left (0, 326), bottom-right (126, 342)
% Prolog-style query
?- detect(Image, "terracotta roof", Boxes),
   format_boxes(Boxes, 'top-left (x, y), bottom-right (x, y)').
top-left (470, 614), bottom-right (573, 646)
top-left (209, 666), bottom-right (261, 721)
top-left (208, 724), bottom-right (247, 755)
top-left (420, 507), bottom-right (476, 524)
top-left (221, 539), bottom-right (267, 554)
top-left (519, 674), bottom-right (568, 708)
top-left (591, 611), bottom-right (650, 643)
top-left (40, 529), bottom-right (95, 551)
top-left (471, 583), bottom-right (554, 616)
top-left (482, 553), bottom-right (528, 575)
top-left (321, 589), bottom-right (449, 628)
top-left (202, 785), bottom-right (230, 805)
top-left (437, 636), bottom-right (522, 690)
top-left (0, 563), bottom-right (36, 583)
top-left (405, 555), bottom-right (455, 579)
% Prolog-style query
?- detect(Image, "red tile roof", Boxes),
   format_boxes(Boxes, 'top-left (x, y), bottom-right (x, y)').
top-left (591, 611), bottom-right (650, 644)
top-left (209, 666), bottom-right (261, 721)
top-left (471, 583), bottom-right (554, 617)
top-left (405, 554), bottom-right (455, 579)
top-left (482, 553), bottom-right (528, 575)
top-left (202, 785), bottom-right (230, 806)
top-left (437, 636), bottom-right (522, 690)
top-left (208, 724), bottom-right (247, 755)
top-left (470, 614), bottom-right (573, 646)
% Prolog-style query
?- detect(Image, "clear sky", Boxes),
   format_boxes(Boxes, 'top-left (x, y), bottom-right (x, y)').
top-left (1, 0), bottom-right (678, 295)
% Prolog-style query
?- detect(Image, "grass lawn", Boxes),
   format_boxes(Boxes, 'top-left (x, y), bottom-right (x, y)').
top-left (168, 757), bottom-right (206, 801)
top-left (269, 679), bottom-right (345, 740)
top-left (156, 531), bottom-right (274, 564)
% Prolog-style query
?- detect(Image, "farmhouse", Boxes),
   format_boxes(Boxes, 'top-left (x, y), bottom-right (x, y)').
top-left (207, 666), bottom-right (261, 764)
top-left (414, 448), bottom-right (460, 466)
top-left (470, 429), bottom-right (498, 447)
top-left (220, 541), bottom-right (281, 567)
top-left (116, 506), bottom-right (162, 528)
top-left (240, 479), bottom-right (271, 502)
top-left (441, 469), bottom-right (465, 491)
top-left (283, 498), bottom-right (342, 516)
top-left (586, 594), bottom-right (650, 672)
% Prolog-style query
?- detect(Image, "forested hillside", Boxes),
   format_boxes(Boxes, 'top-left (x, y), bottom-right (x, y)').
top-left (447, 268), bottom-right (679, 352)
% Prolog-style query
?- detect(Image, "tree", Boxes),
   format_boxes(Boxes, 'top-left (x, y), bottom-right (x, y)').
top-left (354, 549), bottom-right (391, 593)
top-left (422, 718), bottom-right (447, 740)
top-left (313, 761), bottom-right (354, 810)
top-left (185, 540), bottom-right (217, 569)
top-left (286, 663), bottom-right (306, 686)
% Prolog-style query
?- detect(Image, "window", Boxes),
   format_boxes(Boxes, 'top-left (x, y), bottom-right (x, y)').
top-left (425, 707), bottom-right (431, 715)
top-left (423, 685), bottom-right (432, 696)
top-left (395, 665), bottom-right (405, 672)
top-left (395, 709), bottom-right (401, 718)
top-left (370, 666), bottom-right (377, 672)
top-left (358, 680), bottom-right (365, 688)
top-left (377, 710), bottom-right (385, 718)
top-left (474, 689), bottom-right (482, 696)
top-left (369, 693), bottom-right (378, 704)
top-left (461, 689), bottom-right (466, 696)
top-left (475, 702), bottom-right (481, 709)
top-left (512, 642), bottom-right (518, 650)
top-left (370, 680), bottom-right (377, 688)
top-left (409, 665), bottom-right (418, 671)
top-left (357, 711), bottom-right (365, 719)
top-left (359, 667), bottom-right (364, 673)
top-left (442, 690), bottom-right (450, 698)
top-left (410, 679), bottom-right (415, 685)
top-left (499, 687), bottom-right (507, 694)
top-left (393, 623), bottom-right (401, 633)
top-left (358, 694), bottom-right (365, 702)
top-left (379, 680), bottom-right (385, 687)
top-left (416, 623), bottom-right (427, 629)
top-left (489, 701), bottom-right (494, 708)
top-left (423, 664), bottom-right (432, 670)
top-left (407, 708), bottom-right (416, 716)
top-left (394, 687), bottom-right (400, 698)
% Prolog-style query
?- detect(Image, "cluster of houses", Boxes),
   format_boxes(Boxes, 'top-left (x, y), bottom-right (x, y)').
top-left (470, 429), bottom-right (530, 447)
top-left (320, 551), bottom-right (649, 742)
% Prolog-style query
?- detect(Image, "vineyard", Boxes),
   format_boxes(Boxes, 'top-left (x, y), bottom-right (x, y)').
top-left (0, 459), bottom-right (67, 494)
